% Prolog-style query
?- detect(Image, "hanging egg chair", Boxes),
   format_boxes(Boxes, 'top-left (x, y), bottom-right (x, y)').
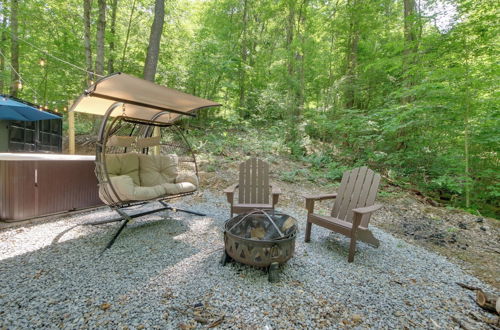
top-left (70, 73), bottom-right (220, 250)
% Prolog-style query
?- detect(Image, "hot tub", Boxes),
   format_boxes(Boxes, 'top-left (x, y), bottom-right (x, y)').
top-left (0, 153), bottom-right (103, 222)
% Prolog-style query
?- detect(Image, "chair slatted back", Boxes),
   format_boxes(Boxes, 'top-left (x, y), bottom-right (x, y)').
top-left (238, 158), bottom-right (270, 204)
top-left (331, 166), bottom-right (381, 227)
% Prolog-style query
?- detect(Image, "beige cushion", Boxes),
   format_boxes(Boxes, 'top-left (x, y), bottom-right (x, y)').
top-left (99, 175), bottom-right (166, 203)
top-left (137, 136), bottom-right (160, 148)
top-left (139, 154), bottom-right (178, 186)
top-left (99, 175), bottom-right (196, 204)
top-left (175, 173), bottom-right (199, 187)
top-left (99, 152), bottom-right (198, 205)
top-left (162, 182), bottom-right (197, 195)
top-left (105, 153), bottom-right (140, 185)
top-left (107, 135), bottom-right (137, 147)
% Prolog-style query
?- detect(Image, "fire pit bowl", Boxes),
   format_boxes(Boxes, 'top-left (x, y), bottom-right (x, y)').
top-left (221, 210), bottom-right (298, 282)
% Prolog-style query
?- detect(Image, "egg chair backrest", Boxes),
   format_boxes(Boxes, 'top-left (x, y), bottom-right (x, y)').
top-left (95, 115), bottom-right (199, 207)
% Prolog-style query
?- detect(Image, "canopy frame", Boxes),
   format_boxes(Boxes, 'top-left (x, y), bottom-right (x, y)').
top-left (71, 72), bottom-right (221, 125)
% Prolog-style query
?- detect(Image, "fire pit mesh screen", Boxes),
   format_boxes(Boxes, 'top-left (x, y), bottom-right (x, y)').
top-left (223, 210), bottom-right (297, 267)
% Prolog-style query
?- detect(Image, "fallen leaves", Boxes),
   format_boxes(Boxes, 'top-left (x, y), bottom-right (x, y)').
top-left (208, 316), bottom-right (225, 328)
top-left (99, 303), bottom-right (111, 311)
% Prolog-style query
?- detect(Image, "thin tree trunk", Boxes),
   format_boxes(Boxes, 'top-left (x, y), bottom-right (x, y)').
top-left (285, 0), bottom-right (302, 155)
top-left (238, 0), bottom-right (248, 117)
top-left (402, 0), bottom-right (418, 103)
top-left (10, 0), bottom-right (19, 97)
top-left (397, 0), bottom-right (419, 150)
top-left (296, 0), bottom-right (307, 113)
top-left (0, 15), bottom-right (6, 94)
top-left (463, 42), bottom-right (472, 209)
top-left (91, 0), bottom-right (106, 134)
top-left (120, 0), bottom-right (137, 71)
top-left (286, 1), bottom-right (295, 79)
top-left (344, 0), bottom-right (359, 109)
top-left (107, 0), bottom-right (118, 73)
top-left (143, 0), bottom-right (165, 82)
top-left (83, 0), bottom-right (93, 84)
top-left (95, 0), bottom-right (106, 76)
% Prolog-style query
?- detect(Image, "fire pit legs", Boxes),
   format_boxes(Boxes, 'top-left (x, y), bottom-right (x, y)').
top-left (268, 262), bottom-right (280, 283)
top-left (220, 251), bottom-right (281, 283)
top-left (220, 250), bottom-right (232, 266)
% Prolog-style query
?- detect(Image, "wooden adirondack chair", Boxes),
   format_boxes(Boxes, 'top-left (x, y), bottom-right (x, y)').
top-left (304, 166), bottom-right (382, 262)
top-left (224, 158), bottom-right (281, 217)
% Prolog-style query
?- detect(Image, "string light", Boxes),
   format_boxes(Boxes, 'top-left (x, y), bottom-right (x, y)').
top-left (0, 49), bottom-right (40, 100)
top-left (17, 81), bottom-right (23, 90)
top-left (39, 58), bottom-right (46, 66)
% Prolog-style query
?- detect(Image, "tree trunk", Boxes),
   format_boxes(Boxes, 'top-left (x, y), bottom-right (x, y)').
top-left (402, 0), bottom-right (418, 103)
top-left (463, 41), bottom-right (472, 208)
top-left (238, 0), bottom-right (248, 117)
top-left (91, 0), bottom-right (107, 135)
top-left (10, 0), bottom-right (19, 97)
top-left (344, 0), bottom-right (359, 109)
top-left (143, 0), bottom-right (165, 82)
top-left (95, 0), bottom-right (106, 76)
top-left (144, 0), bottom-right (165, 156)
top-left (285, 0), bottom-right (307, 156)
top-left (296, 0), bottom-right (306, 114)
top-left (83, 0), bottom-right (93, 84)
top-left (120, 0), bottom-right (137, 71)
top-left (107, 0), bottom-right (118, 73)
top-left (0, 15), bottom-right (6, 94)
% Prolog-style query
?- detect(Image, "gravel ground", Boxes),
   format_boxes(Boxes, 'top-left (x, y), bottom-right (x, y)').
top-left (0, 190), bottom-right (497, 329)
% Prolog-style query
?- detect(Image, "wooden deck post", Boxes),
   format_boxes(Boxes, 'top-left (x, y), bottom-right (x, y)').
top-left (152, 126), bottom-right (160, 155)
top-left (68, 101), bottom-right (75, 155)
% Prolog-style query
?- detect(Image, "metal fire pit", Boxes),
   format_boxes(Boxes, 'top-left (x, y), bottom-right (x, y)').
top-left (221, 210), bottom-right (297, 282)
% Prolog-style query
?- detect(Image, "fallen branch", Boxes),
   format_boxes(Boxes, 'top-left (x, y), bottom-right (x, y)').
top-left (451, 315), bottom-right (474, 330)
top-left (476, 290), bottom-right (500, 315)
top-left (208, 315), bottom-right (225, 328)
top-left (457, 282), bottom-right (482, 291)
top-left (484, 247), bottom-right (500, 255)
top-left (468, 312), bottom-right (500, 330)
top-left (456, 283), bottom-right (500, 315)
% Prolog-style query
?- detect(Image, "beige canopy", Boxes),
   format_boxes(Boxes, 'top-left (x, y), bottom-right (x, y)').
top-left (71, 73), bottom-right (221, 124)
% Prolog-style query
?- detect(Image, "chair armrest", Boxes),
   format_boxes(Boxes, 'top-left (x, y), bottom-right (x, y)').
top-left (271, 185), bottom-right (281, 205)
top-left (223, 184), bottom-right (238, 194)
top-left (224, 184), bottom-right (238, 204)
top-left (271, 185), bottom-right (281, 195)
top-left (352, 204), bottom-right (382, 215)
top-left (304, 193), bottom-right (337, 213)
top-left (304, 193), bottom-right (337, 201)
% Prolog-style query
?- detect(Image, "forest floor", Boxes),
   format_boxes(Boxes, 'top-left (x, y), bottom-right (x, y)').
top-left (69, 127), bottom-right (499, 289)
top-left (198, 155), bottom-right (500, 290)
top-left (190, 124), bottom-right (500, 290)
top-left (0, 129), bottom-right (498, 328)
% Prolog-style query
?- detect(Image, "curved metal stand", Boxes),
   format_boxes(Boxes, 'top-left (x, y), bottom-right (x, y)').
top-left (90, 102), bottom-right (205, 252)
top-left (86, 201), bottom-right (206, 251)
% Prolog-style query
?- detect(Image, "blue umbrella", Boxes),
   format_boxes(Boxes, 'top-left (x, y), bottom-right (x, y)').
top-left (0, 97), bottom-right (61, 121)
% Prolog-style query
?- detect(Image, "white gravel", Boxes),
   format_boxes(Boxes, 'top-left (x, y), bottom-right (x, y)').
top-left (0, 190), bottom-right (496, 329)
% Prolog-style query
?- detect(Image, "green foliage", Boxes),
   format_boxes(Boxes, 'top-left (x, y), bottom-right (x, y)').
top-left (0, 0), bottom-right (497, 217)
